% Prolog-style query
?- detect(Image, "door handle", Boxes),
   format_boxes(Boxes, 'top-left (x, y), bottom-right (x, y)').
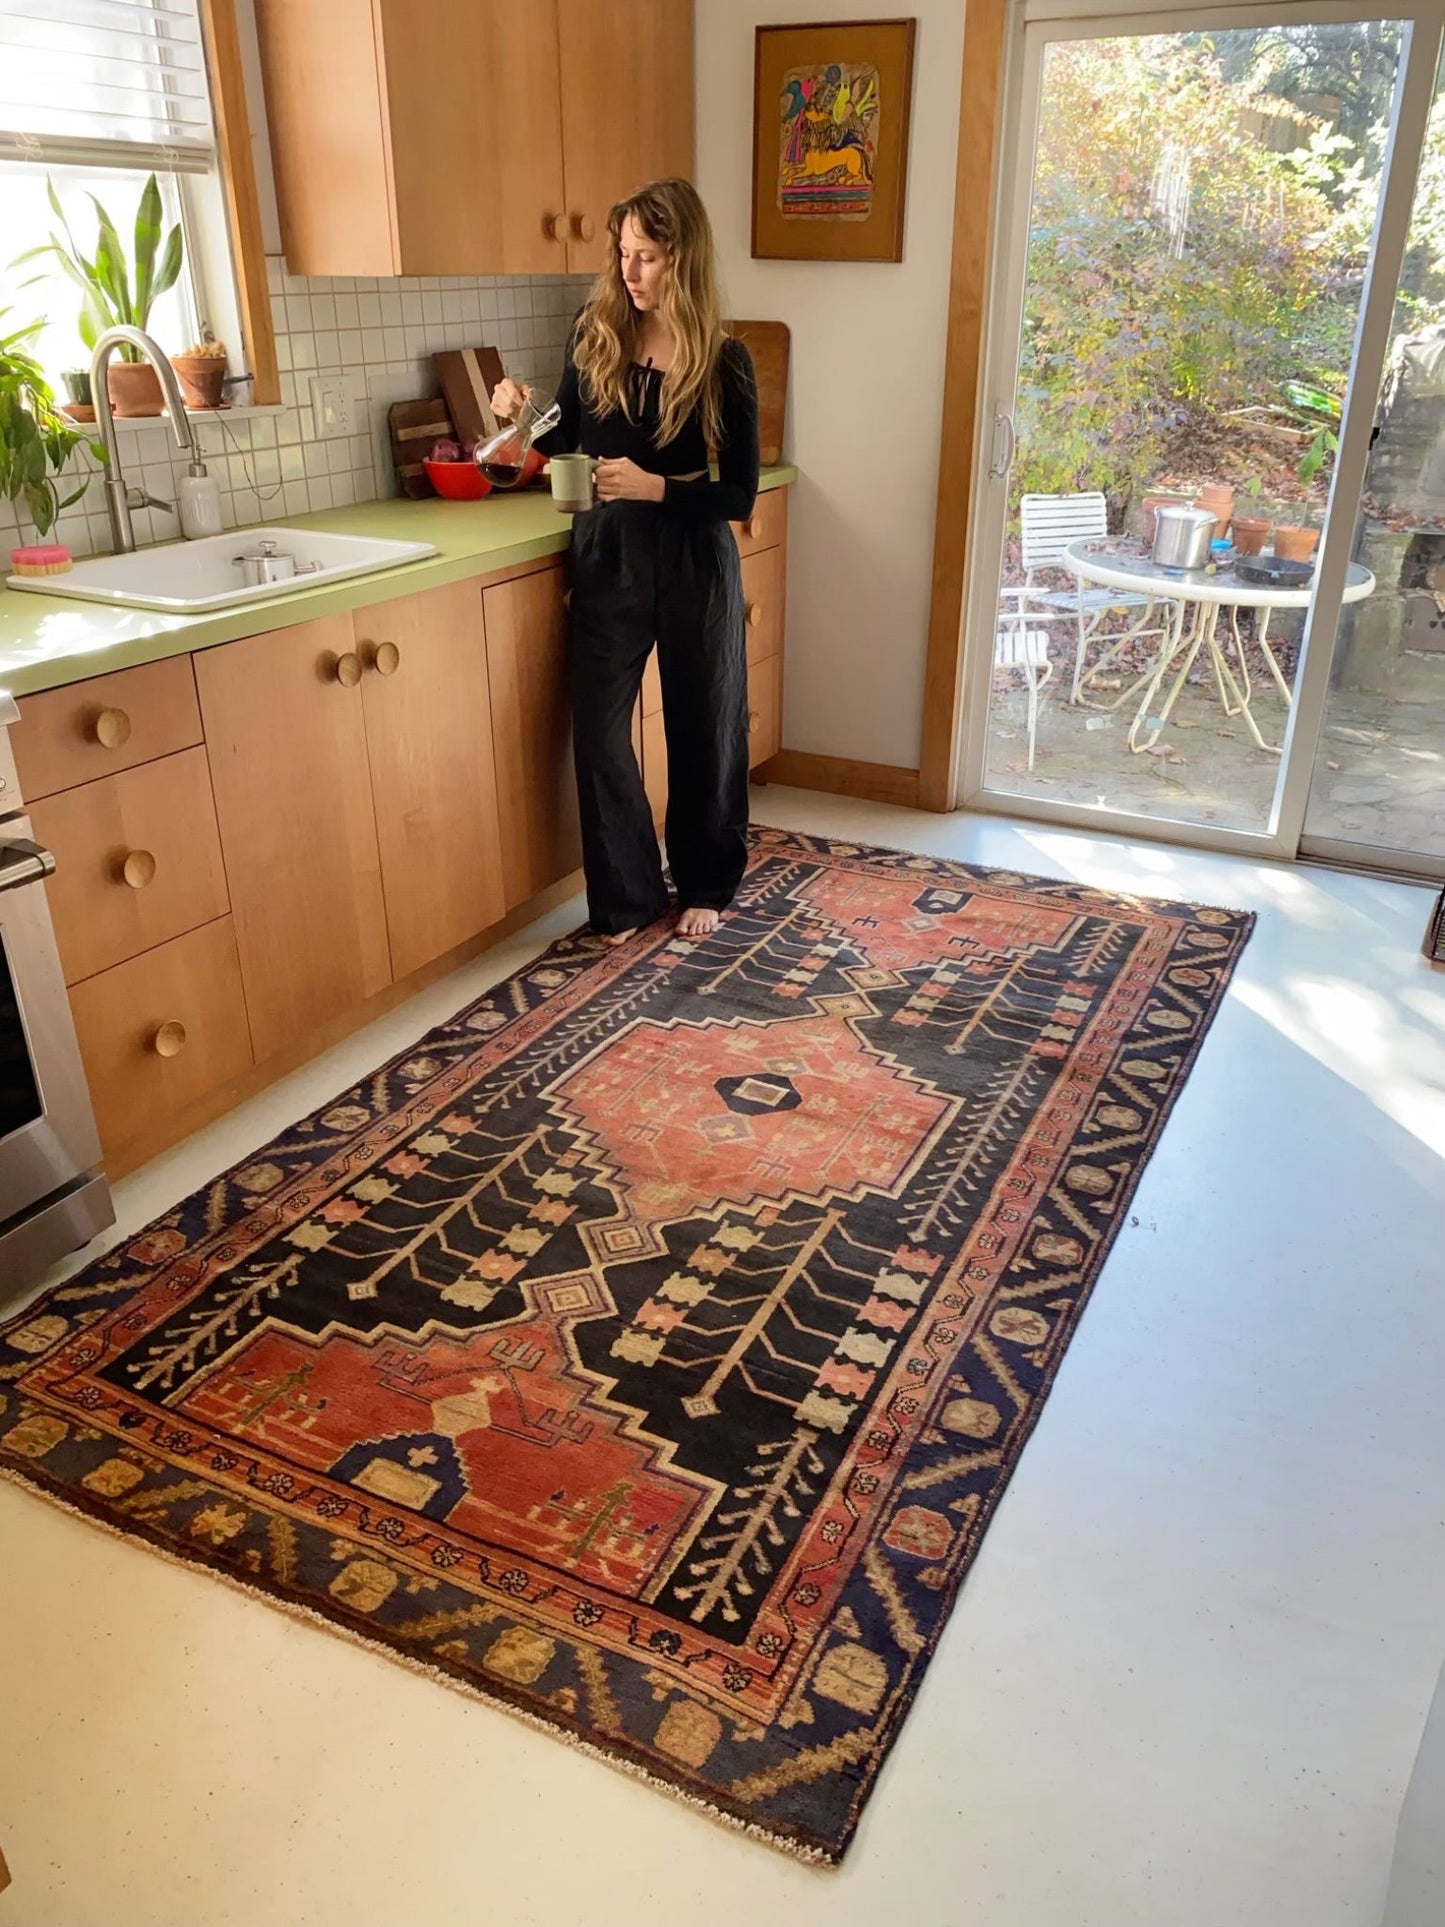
top-left (989, 408), bottom-right (1016, 480)
top-left (0, 839), bottom-right (56, 892)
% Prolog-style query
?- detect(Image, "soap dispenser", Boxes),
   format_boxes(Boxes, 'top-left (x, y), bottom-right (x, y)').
top-left (179, 457), bottom-right (223, 539)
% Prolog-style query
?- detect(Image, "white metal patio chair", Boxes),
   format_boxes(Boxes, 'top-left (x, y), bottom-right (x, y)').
top-left (993, 616), bottom-right (1053, 772)
top-left (1014, 492), bottom-right (1170, 705)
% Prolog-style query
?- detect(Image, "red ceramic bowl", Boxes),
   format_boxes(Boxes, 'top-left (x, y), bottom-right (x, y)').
top-left (423, 457), bottom-right (492, 501)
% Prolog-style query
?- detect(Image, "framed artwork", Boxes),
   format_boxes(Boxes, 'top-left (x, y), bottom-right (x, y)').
top-left (751, 18), bottom-right (917, 263)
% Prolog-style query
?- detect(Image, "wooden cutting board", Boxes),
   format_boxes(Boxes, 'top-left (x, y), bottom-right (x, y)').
top-left (727, 319), bottom-right (789, 466)
top-left (387, 397), bottom-right (454, 499)
top-left (434, 344), bottom-right (506, 447)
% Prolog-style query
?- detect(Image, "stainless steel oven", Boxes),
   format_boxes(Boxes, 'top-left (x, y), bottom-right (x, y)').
top-left (0, 693), bottom-right (113, 1297)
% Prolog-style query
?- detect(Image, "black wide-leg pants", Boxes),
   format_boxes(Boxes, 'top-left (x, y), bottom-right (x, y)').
top-left (567, 501), bottom-right (750, 935)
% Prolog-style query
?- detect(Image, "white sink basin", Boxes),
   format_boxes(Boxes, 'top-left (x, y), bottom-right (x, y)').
top-left (5, 527), bottom-right (438, 614)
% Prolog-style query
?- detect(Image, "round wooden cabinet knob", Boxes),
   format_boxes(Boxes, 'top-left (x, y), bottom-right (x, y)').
top-left (364, 640), bottom-right (400, 676)
top-left (121, 849), bottom-right (157, 890)
top-left (93, 707), bottom-right (132, 750)
top-left (570, 211), bottom-right (596, 242)
top-left (745, 601), bottom-right (763, 628)
top-left (743, 515), bottom-right (762, 540)
top-left (152, 1020), bottom-right (187, 1058)
top-left (331, 651), bottom-right (363, 687)
top-left (542, 211), bottom-right (564, 243)
top-left (748, 708), bottom-right (761, 732)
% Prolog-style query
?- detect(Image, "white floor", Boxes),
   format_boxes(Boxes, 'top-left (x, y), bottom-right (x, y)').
top-left (2, 788), bottom-right (1443, 1927)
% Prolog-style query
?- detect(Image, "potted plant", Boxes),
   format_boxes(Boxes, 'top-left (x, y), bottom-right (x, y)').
top-left (1231, 478), bottom-right (1273, 556)
top-left (172, 333), bottom-right (229, 410)
top-left (14, 175), bottom-right (183, 418)
top-left (0, 309), bottom-right (97, 555)
top-left (1273, 511), bottom-right (1321, 562)
top-left (60, 368), bottom-right (93, 421)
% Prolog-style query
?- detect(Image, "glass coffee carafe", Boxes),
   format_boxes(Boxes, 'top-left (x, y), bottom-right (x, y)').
top-left (474, 387), bottom-right (561, 488)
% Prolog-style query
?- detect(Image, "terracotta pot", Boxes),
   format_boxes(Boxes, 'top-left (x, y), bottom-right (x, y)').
top-left (106, 360), bottom-right (165, 417)
top-left (1195, 484), bottom-right (1234, 535)
top-left (1231, 514), bottom-right (1272, 556)
top-left (1272, 524), bottom-right (1320, 562)
top-left (172, 354), bottom-right (227, 410)
top-left (1140, 490), bottom-right (1191, 544)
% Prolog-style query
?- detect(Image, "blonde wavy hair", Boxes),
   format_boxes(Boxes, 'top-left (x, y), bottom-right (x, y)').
top-left (572, 178), bottom-right (726, 450)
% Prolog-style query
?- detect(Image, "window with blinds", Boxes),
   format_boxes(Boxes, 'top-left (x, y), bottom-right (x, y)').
top-left (0, 0), bottom-right (215, 173)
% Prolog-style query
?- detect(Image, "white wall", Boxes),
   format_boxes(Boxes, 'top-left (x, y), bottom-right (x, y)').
top-left (697, 1), bottom-right (964, 771)
top-left (1381, 1652), bottom-right (1445, 1927)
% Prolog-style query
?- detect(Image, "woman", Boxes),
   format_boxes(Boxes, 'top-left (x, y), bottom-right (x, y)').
top-left (492, 178), bottom-right (759, 945)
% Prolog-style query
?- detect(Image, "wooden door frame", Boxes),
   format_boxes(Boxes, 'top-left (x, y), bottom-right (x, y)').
top-left (199, 0), bottom-right (281, 405)
top-left (917, 0), bottom-right (1009, 812)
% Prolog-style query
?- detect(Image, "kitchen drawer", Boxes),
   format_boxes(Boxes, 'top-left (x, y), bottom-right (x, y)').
top-left (741, 545), bottom-right (785, 668)
top-left (13, 655), bottom-right (203, 801)
top-left (732, 487), bottom-right (787, 558)
top-left (748, 651), bottom-right (782, 770)
top-left (30, 746), bottom-right (230, 986)
top-left (69, 916), bottom-right (253, 1165)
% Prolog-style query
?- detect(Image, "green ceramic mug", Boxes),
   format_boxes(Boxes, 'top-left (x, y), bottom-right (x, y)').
top-left (549, 453), bottom-right (596, 514)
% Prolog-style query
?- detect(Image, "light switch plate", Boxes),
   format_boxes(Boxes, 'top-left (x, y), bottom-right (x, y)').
top-left (309, 373), bottom-right (357, 439)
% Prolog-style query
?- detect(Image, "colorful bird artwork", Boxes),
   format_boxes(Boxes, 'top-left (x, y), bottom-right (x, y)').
top-left (778, 60), bottom-right (880, 221)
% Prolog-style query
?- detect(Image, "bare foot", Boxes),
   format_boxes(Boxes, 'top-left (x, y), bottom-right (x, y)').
top-left (601, 928), bottom-right (637, 948)
top-left (677, 906), bottom-right (720, 940)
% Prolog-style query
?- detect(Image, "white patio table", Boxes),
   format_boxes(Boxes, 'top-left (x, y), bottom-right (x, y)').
top-left (1061, 537), bottom-right (1375, 753)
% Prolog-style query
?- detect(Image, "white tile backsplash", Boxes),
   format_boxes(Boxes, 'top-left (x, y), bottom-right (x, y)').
top-left (2, 259), bottom-right (589, 562)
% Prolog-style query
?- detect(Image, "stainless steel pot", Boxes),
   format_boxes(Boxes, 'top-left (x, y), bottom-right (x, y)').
top-left (1152, 504), bottom-right (1217, 570)
top-left (232, 538), bottom-right (296, 585)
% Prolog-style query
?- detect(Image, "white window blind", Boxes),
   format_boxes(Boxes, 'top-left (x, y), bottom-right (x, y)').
top-left (0, 0), bottom-right (214, 173)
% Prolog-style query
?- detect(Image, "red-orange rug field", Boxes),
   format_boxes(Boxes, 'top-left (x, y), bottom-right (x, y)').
top-left (0, 829), bottom-right (1252, 1862)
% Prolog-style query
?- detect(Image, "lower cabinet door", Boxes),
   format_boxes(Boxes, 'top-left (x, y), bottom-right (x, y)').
top-left (195, 616), bottom-right (392, 1063)
top-left (355, 580), bottom-right (507, 979)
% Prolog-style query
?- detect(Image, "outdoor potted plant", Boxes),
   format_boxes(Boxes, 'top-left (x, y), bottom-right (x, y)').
top-left (14, 175), bottom-right (183, 418)
top-left (1231, 479), bottom-right (1273, 555)
top-left (0, 308), bottom-right (98, 567)
top-left (1273, 513), bottom-right (1321, 562)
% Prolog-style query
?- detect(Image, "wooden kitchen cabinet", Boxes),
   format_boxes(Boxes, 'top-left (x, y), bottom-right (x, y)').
top-left (195, 613), bottom-right (393, 1063)
top-left (556, 0), bottom-right (696, 273)
top-left (353, 582), bottom-right (507, 979)
top-left (484, 566), bottom-right (583, 909)
top-left (256, 0), bottom-right (693, 278)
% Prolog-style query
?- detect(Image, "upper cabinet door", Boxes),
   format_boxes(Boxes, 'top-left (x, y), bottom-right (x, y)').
top-left (378, 0), bottom-right (570, 276)
top-left (556, 0), bottom-right (695, 273)
top-left (256, 0), bottom-right (400, 276)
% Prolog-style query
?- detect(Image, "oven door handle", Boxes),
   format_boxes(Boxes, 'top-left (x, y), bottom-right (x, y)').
top-left (0, 838), bottom-right (56, 891)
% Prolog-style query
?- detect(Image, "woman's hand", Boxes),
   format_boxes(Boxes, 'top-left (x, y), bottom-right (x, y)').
top-left (490, 377), bottom-right (529, 423)
top-left (595, 457), bottom-right (665, 504)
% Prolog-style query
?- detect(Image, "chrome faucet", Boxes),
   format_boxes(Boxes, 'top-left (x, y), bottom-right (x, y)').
top-left (89, 326), bottom-right (204, 554)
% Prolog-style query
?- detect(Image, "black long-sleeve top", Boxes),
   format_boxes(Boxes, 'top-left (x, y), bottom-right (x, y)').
top-left (536, 333), bottom-right (759, 523)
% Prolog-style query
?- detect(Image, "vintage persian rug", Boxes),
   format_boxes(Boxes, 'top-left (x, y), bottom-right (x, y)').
top-left (0, 829), bottom-right (1252, 1862)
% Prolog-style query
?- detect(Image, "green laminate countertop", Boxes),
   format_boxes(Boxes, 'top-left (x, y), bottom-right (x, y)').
top-left (0, 465), bottom-right (798, 700)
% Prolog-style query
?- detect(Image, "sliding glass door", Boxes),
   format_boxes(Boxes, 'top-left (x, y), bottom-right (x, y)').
top-left (958, 0), bottom-right (1445, 867)
top-left (1299, 49), bottom-right (1445, 876)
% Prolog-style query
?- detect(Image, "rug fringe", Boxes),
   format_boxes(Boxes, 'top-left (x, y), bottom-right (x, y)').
top-left (0, 1461), bottom-right (838, 1869)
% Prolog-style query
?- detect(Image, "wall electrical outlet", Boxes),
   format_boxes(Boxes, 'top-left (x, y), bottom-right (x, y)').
top-left (309, 373), bottom-right (357, 439)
